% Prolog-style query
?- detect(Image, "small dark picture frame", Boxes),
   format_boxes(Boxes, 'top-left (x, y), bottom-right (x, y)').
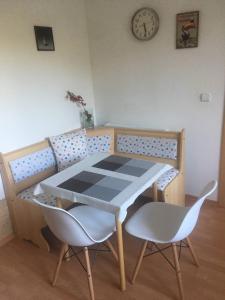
top-left (176, 11), bottom-right (199, 49)
top-left (34, 26), bottom-right (55, 51)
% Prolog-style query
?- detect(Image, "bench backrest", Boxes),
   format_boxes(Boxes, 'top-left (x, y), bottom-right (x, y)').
top-left (0, 127), bottom-right (184, 199)
top-left (0, 140), bottom-right (55, 200)
top-left (114, 127), bottom-right (184, 170)
top-left (0, 127), bottom-right (114, 199)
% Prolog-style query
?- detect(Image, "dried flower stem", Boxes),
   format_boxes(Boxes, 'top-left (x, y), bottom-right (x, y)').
top-left (66, 91), bottom-right (92, 120)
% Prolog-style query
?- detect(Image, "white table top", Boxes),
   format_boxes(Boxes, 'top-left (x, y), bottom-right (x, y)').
top-left (34, 153), bottom-right (172, 222)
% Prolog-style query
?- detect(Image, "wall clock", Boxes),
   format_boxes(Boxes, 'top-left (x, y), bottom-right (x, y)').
top-left (131, 7), bottom-right (159, 41)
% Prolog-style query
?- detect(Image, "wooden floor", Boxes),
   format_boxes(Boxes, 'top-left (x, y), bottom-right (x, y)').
top-left (0, 197), bottom-right (225, 300)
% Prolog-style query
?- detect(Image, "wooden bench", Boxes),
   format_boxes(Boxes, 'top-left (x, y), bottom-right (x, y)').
top-left (113, 127), bottom-right (185, 206)
top-left (0, 127), bottom-right (184, 251)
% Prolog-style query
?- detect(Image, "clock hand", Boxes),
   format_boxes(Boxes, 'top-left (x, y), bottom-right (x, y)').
top-left (143, 23), bottom-right (147, 36)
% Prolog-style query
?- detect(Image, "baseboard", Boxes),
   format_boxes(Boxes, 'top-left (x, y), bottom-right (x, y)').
top-left (0, 233), bottom-right (15, 247)
top-left (185, 194), bottom-right (197, 201)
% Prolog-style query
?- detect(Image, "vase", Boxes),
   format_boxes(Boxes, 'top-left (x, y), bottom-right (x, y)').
top-left (80, 109), bottom-right (94, 129)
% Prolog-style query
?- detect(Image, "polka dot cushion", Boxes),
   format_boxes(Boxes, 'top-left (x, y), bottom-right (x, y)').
top-left (49, 129), bottom-right (88, 171)
top-left (9, 147), bottom-right (56, 184)
top-left (117, 134), bottom-right (177, 160)
top-left (156, 168), bottom-right (179, 191)
top-left (87, 135), bottom-right (111, 154)
top-left (17, 185), bottom-right (57, 206)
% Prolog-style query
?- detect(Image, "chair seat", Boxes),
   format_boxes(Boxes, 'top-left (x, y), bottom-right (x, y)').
top-left (156, 168), bottom-right (179, 191)
top-left (18, 185), bottom-right (57, 206)
top-left (69, 206), bottom-right (116, 243)
top-left (125, 202), bottom-right (188, 243)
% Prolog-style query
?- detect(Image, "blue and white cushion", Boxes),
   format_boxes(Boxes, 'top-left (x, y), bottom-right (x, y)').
top-left (117, 135), bottom-right (177, 160)
top-left (156, 168), bottom-right (179, 191)
top-left (117, 135), bottom-right (140, 154)
top-left (17, 185), bottom-right (57, 206)
top-left (87, 135), bottom-right (111, 154)
top-left (49, 129), bottom-right (88, 171)
top-left (9, 147), bottom-right (56, 184)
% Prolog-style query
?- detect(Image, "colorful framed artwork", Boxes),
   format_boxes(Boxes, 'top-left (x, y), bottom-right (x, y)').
top-left (34, 26), bottom-right (55, 51)
top-left (176, 11), bottom-right (199, 49)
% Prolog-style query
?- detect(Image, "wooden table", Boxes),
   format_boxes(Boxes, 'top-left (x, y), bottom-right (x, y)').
top-left (34, 153), bottom-right (171, 291)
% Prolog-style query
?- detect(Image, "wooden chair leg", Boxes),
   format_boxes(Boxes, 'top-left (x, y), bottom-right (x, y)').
top-left (186, 237), bottom-right (200, 267)
top-left (172, 243), bottom-right (185, 300)
top-left (84, 247), bottom-right (95, 300)
top-left (105, 240), bottom-right (118, 261)
top-left (52, 243), bottom-right (67, 286)
top-left (131, 240), bottom-right (148, 284)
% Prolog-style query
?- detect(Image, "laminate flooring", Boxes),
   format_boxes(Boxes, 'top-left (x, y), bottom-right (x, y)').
top-left (0, 196), bottom-right (225, 300)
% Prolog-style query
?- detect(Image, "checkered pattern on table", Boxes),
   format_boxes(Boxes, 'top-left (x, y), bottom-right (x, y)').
top-left (58, 170), bottom-right (131, 202)
top-left (93, 155), bottom-right (155, 177)
top-left (57, 155), bottom-right (156, 202)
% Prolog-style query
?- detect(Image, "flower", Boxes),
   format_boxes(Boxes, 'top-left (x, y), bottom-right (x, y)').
top-left (66, 91), bottom-right (86, 107)
top-left (66, 91), bottom-right (92, 120)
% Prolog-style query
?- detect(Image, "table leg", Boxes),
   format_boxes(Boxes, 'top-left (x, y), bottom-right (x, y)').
top-left (153, 182), bottom-right (158, 202)
top-left (116, 216), bottom-right (126, 291)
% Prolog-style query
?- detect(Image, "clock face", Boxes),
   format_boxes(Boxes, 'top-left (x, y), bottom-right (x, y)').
top-left (131, 7), bottom-right (159, 41)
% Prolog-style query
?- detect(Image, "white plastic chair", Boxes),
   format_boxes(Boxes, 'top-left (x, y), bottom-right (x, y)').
top-left (125, 180), bottom-right (217, 300)
top-left (33, 200), bottom-right (118, 300)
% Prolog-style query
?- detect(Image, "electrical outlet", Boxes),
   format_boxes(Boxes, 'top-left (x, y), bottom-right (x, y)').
top-left (200, 93), bottom-right (211, 102)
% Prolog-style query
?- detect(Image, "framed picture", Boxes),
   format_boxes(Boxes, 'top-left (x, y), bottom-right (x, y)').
top-left (176, 11), bottom-right (199, 49)
top-left (34, 26), bottom-right (55, 51)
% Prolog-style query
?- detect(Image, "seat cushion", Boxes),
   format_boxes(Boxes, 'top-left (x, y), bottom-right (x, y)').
top-left (87, 135), bottom-right (112, 154)
top-left (49, 129), bottom-right (88, 171)
top-left (156, 168), bottom-right (179, 191)
top-left (17, 185), bottom-right (57, 206)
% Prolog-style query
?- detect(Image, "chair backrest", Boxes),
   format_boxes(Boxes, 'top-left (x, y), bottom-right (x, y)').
top-left (33, 199), bottom-right (95, 247)
top-left (172, 180), bottom-right (217, 242)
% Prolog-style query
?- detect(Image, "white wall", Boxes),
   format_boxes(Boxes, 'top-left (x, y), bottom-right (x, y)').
top-left (85, 0), bottom-right (225, 199)
top-left (0, 0), bottom-right (95, 199)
